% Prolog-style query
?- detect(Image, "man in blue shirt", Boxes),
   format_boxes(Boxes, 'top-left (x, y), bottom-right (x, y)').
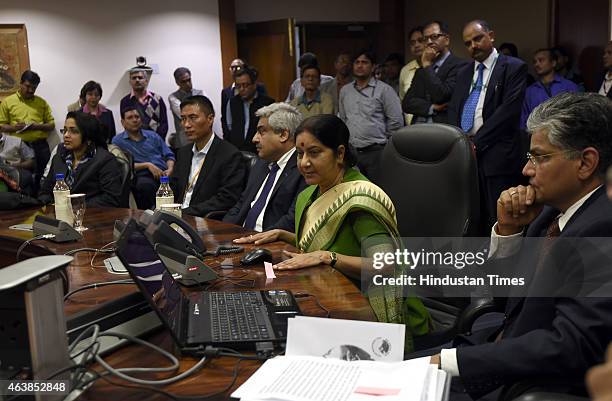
top-left (521, 48), bottom-right (578, 129)
top-left (112, 106), bottom-right (175, 209)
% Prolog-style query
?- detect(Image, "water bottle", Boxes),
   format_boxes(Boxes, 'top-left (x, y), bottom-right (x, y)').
top-left (53, 173), bottom-right (73, 225)
top-left (155, 176), bottom-right (174, 210)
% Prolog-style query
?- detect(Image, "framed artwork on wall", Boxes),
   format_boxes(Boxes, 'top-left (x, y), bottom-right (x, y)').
top-left (0, 24), bottom-right (30, 101)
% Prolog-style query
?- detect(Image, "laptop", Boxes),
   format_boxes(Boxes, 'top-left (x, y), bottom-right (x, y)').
top-left (115, 219), bottom-right (301, 353)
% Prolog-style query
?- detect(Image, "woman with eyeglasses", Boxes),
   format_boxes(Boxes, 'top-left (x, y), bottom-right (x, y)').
top-left (38, 111), bottom-right (122, 207)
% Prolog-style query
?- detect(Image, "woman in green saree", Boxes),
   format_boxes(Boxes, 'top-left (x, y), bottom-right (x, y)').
top-left (235, 115), bottom-right (430, 348)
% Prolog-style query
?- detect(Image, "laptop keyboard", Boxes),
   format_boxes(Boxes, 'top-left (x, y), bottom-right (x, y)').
top-left (208, 291), bottom-right (272, 342)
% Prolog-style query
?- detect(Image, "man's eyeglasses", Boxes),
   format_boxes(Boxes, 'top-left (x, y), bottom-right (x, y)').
top-left (423, 33), bottom-right (447, 42)
top-left (526, 150), bottom-right (579, 167)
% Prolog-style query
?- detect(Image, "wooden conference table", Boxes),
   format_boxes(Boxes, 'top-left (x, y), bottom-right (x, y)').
top-left (0, 207), bottom-right (376, 400)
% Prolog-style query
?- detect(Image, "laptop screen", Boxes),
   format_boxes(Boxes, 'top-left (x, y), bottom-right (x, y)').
top-left (115, 219), bottom-right (191, 345)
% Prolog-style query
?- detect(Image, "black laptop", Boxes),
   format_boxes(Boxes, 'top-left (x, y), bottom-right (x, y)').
top-left (115, 219), bottom-right (301, 353)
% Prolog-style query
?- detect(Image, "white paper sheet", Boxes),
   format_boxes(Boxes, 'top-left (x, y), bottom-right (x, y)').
top-left (232, 356), bottom-right (432, 401)
top-left (285, 316), bottom-right (405, 362)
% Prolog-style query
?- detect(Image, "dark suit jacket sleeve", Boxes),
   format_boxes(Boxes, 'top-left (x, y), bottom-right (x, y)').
top-left (424, 57), bottom-right (468, 104)
top-left (402, 69), bottom-right (432, 117)
top-left (270, 172), bottom-right (308, 232)
top-left (221, 88), bottom-right (230, 137)
top-left (223, 187), bottom-right (248, 224)
top-left (184, 148), bottom-right (246, 217)
top-left (87, 154), bottom-right (122, 208)
top-left (157, 97), bottom-right (169, 138)
top-left (269, 181), bottom-right (306, 232)
top-left (107, 109), bottom-right (117, 139)
top-left (38, 155), bottom-right (61, 205)
top-left (457, 296), bottom-right (612, 398)
top-left (474, 61), bottom-right (527, 151)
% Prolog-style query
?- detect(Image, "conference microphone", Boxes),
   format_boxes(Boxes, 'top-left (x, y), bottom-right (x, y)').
top-left (154, 243), bottom-right (218, 286)
top-left (33, 215), bottom-right (82, 242)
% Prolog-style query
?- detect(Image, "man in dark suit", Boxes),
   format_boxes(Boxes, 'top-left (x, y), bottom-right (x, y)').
top-left (170, 95), bottom-right (246, 217)
top-left (448, 20), bottom-right (528, 232)
top-left (223, 103), bottom-right (306, 232)
top-left (431, 93), bottom-right (612, 400)
top-left (224, 67), bottom-right (274, 154)
top-left (221, 58), bottom-right (267, 136)
top-left (403, 21), bottom-right (469, 124)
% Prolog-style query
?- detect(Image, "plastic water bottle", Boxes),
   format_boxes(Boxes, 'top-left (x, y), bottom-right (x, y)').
top-left (155, 176), bottom-right (174, 210)
top-left (53, 173), bottom-right (73, 225)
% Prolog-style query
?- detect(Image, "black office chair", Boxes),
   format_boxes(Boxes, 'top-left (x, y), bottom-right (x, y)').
top-left (499, 381), bottom-right (590, 401)
top-left (108, 145), bottom-right (134, 208)
top-left (376, 124), bottom-right (495, 349)
top-left (376, 124), bottom-right (480, 237)
top-left (241, 151), bottom-right (259, 181)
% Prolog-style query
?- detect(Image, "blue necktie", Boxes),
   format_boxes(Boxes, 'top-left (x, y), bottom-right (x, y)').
top-left (460, 63), bottom-right (485, 133)
top-left (244, 163), bottom-right (280, 230)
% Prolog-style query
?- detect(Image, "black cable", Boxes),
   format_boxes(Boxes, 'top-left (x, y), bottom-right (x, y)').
top-left (16, 234), bottom-right (53, 261)
top-left (64, 279), bottom-right (134, 301)
top-left (75, 368), bottom-right (179, 401)
top-left (202, 245), bottom-right (244, 257)
top-left (43, 363), bottom-right (89, 380)
top-left (77, 358), bottom-right (244, 401)
top-left (64, 247), bottom-right (116, 256)
top-left (295, 292), bottom-right (331, 318)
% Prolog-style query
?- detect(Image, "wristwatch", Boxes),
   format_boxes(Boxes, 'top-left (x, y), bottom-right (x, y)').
top-left (329, 251), bottom-right (337, 267)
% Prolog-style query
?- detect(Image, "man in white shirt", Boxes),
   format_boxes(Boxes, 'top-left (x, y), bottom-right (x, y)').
top-left (430, 93), bottom-right (612, 400)
top-left (167, 67), bottom-right (204, 149)
top-left (223, 103), bottom-right (306, 232)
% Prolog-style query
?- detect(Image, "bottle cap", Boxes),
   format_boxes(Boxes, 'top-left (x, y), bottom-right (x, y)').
top-left (160, 176), bottom-right (169, 183)
top-left (55, 173), bottom-right (65, 180)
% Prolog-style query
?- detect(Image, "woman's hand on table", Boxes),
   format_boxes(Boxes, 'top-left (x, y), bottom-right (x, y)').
top-left (233, 229), bottom-right (293, 245)
top-left (273, 250), bottom-right (331, 270)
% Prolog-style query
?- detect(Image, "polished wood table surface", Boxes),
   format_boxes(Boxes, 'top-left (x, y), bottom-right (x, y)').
top-left (0, 207), bottom-right (376, 400)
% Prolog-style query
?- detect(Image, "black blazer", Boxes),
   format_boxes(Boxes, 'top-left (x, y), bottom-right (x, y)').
top-left (223, 151), bottom-right (306, 232)
top-left (170, 135), bottom-right (246, 217)
top-left (456, 187), bottom-right (612, 399)
top-left (221, 84), bottom-right (268, 139)
top-left (39, 146), bottom-right (122, 208)
top-left (79, 107), bottom-right (117, 142)
top-left (448, 54), bottom-right (527, 177)
top-left (226, 94), bottom-right (274, 153)
top-left (402, 53), bottom-right (469, 124)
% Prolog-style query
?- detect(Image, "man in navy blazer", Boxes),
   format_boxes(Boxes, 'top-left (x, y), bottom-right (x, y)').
top-left (448, 20), bottom-right (528, 232)
top-left (403, 21), bottom-right (469, 124)
top-left (431, 93), bottom-right (612, 400)
top-left (223, 103), bottom-right (306, 232)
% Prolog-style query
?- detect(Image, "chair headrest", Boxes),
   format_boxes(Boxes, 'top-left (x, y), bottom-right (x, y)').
top-left (390, 124), bottom-right (467, 162)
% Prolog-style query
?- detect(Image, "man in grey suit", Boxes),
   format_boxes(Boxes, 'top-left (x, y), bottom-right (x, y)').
top-left (402, 21), bottom-right (469, 124)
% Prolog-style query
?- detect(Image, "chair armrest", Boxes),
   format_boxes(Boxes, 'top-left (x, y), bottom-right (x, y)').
top-left (205, 210), bottom-right (228, 221)
top-left (455, 297), bottom-right (505, 334)
top-left (510, 393), bottom-right (589, 401)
